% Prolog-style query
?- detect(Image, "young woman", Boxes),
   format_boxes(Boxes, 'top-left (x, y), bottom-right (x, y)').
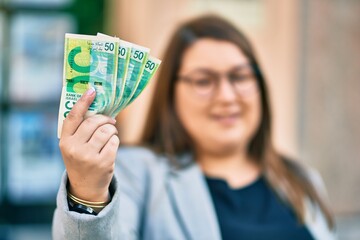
top-left (53, 15), bottom-right (335, 239)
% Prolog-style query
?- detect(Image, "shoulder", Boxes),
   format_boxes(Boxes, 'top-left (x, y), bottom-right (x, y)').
top-left (282, 156), bottom-right (327, 197)
top-left (280, 156), bottom-right (336, 238)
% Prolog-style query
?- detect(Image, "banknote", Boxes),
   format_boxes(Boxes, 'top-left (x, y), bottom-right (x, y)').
top-left (97, 33), bottom-right (133, 116)
top-left (108, 39), bottom-right (132, 115)
top-left (57, 33), bottom-right (119, 137)
top-left (115, 43), bottom-right (149, 112)
top-left (58, 33), bottom-right (161, 138)
top-left (115, 56), bottom-right (161, 116)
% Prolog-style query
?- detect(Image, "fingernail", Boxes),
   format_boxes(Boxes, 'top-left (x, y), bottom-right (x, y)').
top-left (111, 118), bottom-right (117, 124)
top-left (86, 87), bottom-right (95, 96)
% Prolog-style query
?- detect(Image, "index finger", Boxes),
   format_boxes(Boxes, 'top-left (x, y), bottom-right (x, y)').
top-left (61, 87), bottom-right (96, 137)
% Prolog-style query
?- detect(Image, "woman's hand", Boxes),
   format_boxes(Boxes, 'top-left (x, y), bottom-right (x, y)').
top-left (59, 88), bottom-right (120, 202)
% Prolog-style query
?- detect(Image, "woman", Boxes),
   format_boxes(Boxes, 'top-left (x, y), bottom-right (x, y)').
top-left (53, 15), bottom-right (335, 239)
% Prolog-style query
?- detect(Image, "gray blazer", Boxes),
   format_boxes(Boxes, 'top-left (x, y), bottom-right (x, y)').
top-left (52, 147), bottom-right (336, 240)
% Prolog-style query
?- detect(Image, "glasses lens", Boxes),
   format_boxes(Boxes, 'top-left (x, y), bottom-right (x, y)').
top-left (229, 68), bottom-right (255, 92)
top-left (190, 73), bottom-right (215, 96)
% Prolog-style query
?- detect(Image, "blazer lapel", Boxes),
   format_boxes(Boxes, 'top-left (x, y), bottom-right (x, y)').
top-left (167, 154), bottom-right (221, 240)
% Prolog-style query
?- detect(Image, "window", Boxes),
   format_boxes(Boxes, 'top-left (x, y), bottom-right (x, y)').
top-left (0, 0), bottom-right (105, 236)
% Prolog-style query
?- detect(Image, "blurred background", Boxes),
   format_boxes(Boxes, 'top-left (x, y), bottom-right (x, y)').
top-left (0, 0), bottom-right (359, 239)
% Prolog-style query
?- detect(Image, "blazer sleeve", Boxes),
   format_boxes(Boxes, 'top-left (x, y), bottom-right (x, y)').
top-left (52, 147), bottom-right (156, 240)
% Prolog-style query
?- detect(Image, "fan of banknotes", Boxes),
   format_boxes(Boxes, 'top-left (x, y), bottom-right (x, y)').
top-left (57, 33), bottom-right (161, 138)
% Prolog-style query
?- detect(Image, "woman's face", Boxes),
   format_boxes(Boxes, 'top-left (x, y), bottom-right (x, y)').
top-left (175, 38), bottom-right (261, 155)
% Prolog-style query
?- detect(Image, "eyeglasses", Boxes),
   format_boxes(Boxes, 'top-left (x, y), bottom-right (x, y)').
top-left (177, 64), bottom-right (258, 97)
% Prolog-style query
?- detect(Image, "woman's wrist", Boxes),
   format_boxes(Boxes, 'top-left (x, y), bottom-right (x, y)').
top-left (67, 182), bottom-right (110, 203)
top-left (68, 197), bottom-right (99, 215)
top-left (66, 189), bottom-right (111, 215)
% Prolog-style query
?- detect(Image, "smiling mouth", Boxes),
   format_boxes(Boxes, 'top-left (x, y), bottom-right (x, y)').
top-left (211, 113), bottom-right (240, 125)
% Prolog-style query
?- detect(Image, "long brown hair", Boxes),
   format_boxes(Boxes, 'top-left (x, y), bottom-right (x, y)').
top-left (141, 14), bottom-right (334, 228)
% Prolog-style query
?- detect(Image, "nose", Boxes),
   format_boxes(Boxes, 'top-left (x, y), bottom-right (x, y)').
top-left (213, 76), bottom-right (237, 102)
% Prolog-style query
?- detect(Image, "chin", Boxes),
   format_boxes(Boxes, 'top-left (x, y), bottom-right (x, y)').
top-left (207, 135), bottom-right (248, 154)
top-left (217, 128), bottom-right (248, 143)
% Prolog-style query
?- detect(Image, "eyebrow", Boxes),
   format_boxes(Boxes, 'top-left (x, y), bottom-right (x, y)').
top-left (183, 63), bottom-right (252, 75)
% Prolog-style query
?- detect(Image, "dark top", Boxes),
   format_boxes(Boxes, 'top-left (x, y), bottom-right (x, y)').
top-left (205, 175), bottom-right (314, 240)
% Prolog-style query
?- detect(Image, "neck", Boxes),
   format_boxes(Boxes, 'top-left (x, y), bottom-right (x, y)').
top-left (196, 147), bottom-right (261, 189)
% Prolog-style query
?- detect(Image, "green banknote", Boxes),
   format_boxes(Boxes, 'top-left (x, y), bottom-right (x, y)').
top-left (109, 40), bottom-right (132, 115)
top-left (97, 34), bottom-right (132, 116)
top-left (58, 33), bottom-right (119, 137)
top-left (58, 33), bottom-right (161, 138)
top-left (114, 56), bottom-right (161, 116)
top-left (115, 43), bottom-right (149, 112)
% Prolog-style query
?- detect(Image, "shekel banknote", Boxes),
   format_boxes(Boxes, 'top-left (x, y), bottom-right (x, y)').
top-left (114, 56), bottom-right (161, 116)
top-left (115, 43), bottom-right (149, 112)
top-left (58, 33), bottom-right (161, 138)
top-left (58, 33), bottom-right (119, 137)
top-left (97, 33), bottom-right (132, 116)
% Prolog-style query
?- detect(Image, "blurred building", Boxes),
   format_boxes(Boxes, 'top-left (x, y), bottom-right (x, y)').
top-left (0, 0), bottom-right (104, 239)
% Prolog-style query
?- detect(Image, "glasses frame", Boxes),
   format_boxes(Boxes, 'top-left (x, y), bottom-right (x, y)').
top-left (177, 63), bottom-right (258, 97)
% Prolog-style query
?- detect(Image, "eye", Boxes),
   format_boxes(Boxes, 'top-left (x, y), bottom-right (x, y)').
top-left (193, 77), bottom-right (213, 87)
top-left (229, 74), bottom-right (247, 82)
top-left (229, 69), bottom-right (254, 83)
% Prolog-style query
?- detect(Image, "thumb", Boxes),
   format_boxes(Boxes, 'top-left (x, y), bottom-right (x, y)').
top-left (61, 87), bottom-right (96, 137)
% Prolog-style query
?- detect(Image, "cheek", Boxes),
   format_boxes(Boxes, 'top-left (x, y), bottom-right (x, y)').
top-left (246, 93), bottom-right (262, 135)
top-left (175, 85), bottom-right (208, 138)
